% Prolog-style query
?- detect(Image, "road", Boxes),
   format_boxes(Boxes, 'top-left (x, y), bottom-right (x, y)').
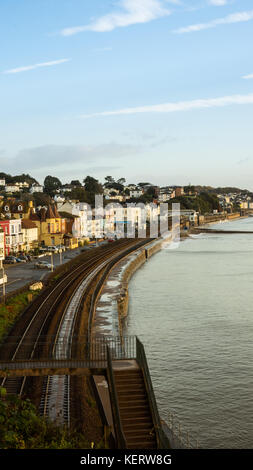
top-left (1, 246), bottom-right (101, 295)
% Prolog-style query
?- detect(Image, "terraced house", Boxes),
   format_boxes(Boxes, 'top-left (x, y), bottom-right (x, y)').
top-left (29, 204), bottom-right (65, 247)
top-left (21, 219), bottom-right (38, 252)
top-left (0, 218), bottom-right (23, 255)
top-left (1, 198), bottom-right (34, 220)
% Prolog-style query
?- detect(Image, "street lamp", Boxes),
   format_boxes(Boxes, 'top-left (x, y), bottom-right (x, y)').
top-left (0, 260), bottom-right (6, 303)
top-left (50, 251), bottom-right (54, 272)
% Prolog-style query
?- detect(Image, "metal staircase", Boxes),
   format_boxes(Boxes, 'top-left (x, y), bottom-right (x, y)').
top-left (106, 337), bottom-right (170, 449)
top-left (114, 368), bottom-right (157, 449)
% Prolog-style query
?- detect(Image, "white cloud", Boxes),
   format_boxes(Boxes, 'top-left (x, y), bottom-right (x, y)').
top-left (242, 73), bottom-right (253, 80)
top-left (208, 0), bottom-right (228, 5)
top-left (80, 93), bottom-right (253, 118)
top-left (60, 0), bottom-right (171, 36)
top-left (173, 9), bottom-right (253, 33)
top-left (3, 58), bottom-right (71, 74)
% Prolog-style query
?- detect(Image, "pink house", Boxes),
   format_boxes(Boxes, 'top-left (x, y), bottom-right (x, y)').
top-left (0, 219), bottom-right (23, 255)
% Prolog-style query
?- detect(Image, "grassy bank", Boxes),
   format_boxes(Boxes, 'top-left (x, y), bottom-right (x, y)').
top-left (0, 290), bottom-right (40, 343)
top-left (0, 387), bottom-right (101, 449)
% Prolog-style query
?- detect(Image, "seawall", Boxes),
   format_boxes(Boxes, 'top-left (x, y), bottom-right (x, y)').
top-left (92, 236), bottom-right (171, 338)
top-left (198, 212), bottom-right (241, 226)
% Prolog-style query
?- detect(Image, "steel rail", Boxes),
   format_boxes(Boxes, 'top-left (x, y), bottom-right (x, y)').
top-left (39, 240), bottom-right (150, 423)
top-left (0, 240), bottom-right (136, 394)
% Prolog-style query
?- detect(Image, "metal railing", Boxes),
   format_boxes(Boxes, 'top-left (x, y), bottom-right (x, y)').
top-left (0, 333), bottom-right (198, 449)
top-left (106, 345), bottom-right (127, 449)
top-left (136, 337), bottom-right (171, 449)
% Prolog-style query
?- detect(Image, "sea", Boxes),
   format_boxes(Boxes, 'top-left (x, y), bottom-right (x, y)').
top-left (123, 217), bottom-right (253, 448)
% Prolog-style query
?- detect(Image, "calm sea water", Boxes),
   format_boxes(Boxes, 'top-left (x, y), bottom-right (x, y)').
top-left (123, 217), bottom-right (253, 448)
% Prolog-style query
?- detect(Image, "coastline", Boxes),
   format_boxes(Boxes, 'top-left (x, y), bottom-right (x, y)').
top-left (92, 235), bottom-right (172, 338)
top-left (92, 212), bottom-right (248, 339)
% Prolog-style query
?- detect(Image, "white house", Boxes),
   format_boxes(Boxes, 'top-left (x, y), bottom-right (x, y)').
top-left (21, 219), bottom-right (38, 251)
top-left (5, 185), bottom-right (21, 193)
top-left (29, 184), bottom-right (44, 194)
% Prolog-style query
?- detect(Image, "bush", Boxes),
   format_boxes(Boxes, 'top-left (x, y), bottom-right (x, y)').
top-left (0, 389), bottom-right (90, 449)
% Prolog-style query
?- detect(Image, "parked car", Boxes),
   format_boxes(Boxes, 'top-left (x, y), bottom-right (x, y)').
top-left (47, 246), bottom-right (59, 253)
top-left (35, 261), bottom-right (52, 269)
top-left (39, 246), bottom-right (49, 253)
top-left (3, 256), bottom-right (17, 264)
top-left (17, 255), bottom-right (28, 262)
top-left (15, 257), bottom-right (26, 263)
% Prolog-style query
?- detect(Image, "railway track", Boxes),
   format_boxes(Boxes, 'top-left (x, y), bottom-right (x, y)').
top-left (0, 238), bottom-right (152, 425)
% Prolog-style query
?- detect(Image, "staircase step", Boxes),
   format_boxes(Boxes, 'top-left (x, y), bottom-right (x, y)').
top-left (118, 397), bottom-right (148, 405)
top-left (126, 436), bottom-right (156, 447)
top-left (115, 378), bottom-right (144, 385)
top-left (116, 383), bottom-right (145, 391)
top-left (125, 429), bottom-right (155, 438)
top-left (114, 371), bottom-right (143, 378)
top-left (127, 442), bottom-right (156, 449)
top-left (126, 433), bottom-right (156, 441)
top-left (120, 409), bottom-right (151, 418)
top-left (123, 419), bottom-right (153, 428)
top-left (118, 394), bottom-right (146, 401)
top-left (110, 367), bottom-right (157, 449)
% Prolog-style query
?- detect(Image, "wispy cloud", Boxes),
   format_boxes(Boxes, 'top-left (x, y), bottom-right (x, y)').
top-left (3, 58), bottom-right (71, 74)
top-left (242, 73), bottom-right (253, 80)
top-left (80, 93), bottom-right (253, 118)
top-left (173, 9), bottom-right (253, 33)
top-left (208, 0), bottom-right (228, 5)
top-left (12, 143), bottom-right (141, 171)
top-left (60, 0), bottom-right (171, 36)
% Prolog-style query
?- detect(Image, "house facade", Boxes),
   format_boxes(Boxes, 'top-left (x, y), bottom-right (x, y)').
top-left (1, 199), bottom-right (34, 220)
top-left (29, 184), bottom-right (44, 194)
top-left (21, 219), bottom-right (38, 252)
top-left (29, 204), bottom-right (65, 246)
top-left (0, 230), bottom-right (5, 261)
top-left (0, 219), bottom-right (23, 255)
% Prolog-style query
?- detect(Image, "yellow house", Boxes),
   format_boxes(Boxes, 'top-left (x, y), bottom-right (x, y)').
top-left (29, 204), bottom-right (65, 246)
top-left (1, 199), bottom-right (34, 220)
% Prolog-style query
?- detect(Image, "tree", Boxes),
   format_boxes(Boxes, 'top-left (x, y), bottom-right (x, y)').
top-left (104, 176), bottom-right (115, 186)
top-left (83, 176), bottom-right (103, 206)
top-left (44, 175), bottom-right (62, 196)
top-left (32, 192), bottom-right (52, 207)
top-left (69, 187), bottom-right (89, 202)
top-left (83, 176), bottom-right (103, 194)
top-left (117, 178), bottom-right (126, 186)
top-left (70, 180), bottom-right (82, 187)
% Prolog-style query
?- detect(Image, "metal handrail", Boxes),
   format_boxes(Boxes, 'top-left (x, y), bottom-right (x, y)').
top-left (136, 337), bottom-right (170, 449)
top-left (106, 345), bottom-right (127, 449)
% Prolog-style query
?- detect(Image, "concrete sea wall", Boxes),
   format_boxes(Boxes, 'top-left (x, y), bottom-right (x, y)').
top-left (92, 236), bottom-right (171, 338)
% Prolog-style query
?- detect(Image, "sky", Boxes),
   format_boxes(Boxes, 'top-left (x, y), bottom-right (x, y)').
top-left (0, 0), bottom-right (253, 188)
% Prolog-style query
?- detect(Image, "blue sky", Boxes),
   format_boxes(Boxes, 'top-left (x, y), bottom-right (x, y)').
top-left (1, 0), bottom-right (253, 188)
